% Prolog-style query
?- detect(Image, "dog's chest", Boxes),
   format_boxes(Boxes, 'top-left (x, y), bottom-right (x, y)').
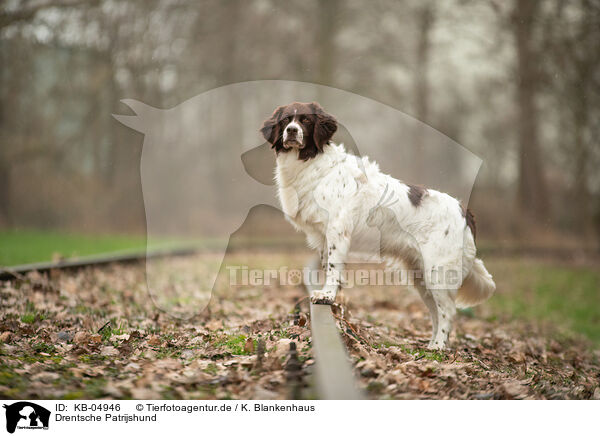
top-left (275, 156), bottom-right (331, 231)
top-left (277, 177), bottom-right (327, 229)
top-left (277, 184), bottom-right (301, 218)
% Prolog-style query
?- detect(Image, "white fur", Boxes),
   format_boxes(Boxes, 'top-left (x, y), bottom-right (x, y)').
top-left (275, 143), bottom-right (496, 349)
top-left (283, 120), bottom-right (303, 146)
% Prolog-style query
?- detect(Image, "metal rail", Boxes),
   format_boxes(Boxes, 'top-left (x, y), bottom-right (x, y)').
top-left (0, 247), bottom-right (198, 281)
top-left (303, 258), bottom-right (364, 400)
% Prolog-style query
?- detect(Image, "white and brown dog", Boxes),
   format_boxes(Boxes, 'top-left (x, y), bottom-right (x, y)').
top-left (261, 101), bottom-right (495, 349)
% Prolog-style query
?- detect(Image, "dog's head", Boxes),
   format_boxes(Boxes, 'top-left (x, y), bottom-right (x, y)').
top-left (260, 102), bottom-right (337, 160)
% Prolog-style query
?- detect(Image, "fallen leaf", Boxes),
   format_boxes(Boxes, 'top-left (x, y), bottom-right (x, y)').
top-left (244, 337), bottom-right (254, 354)
top-left (73, 331), bottom-right (90, 345)
top-left (508, 350), bottom-right (526, 363)
top-left (501, 381), bottom-right (528, 399)
top-left (147, 335), bottom-right (162, 346)
top-left (100, 346), bottom-right (119, 357)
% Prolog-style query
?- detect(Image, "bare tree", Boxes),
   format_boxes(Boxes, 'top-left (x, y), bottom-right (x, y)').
top-left (316, 0), bottom-right (341, 86)
top-left (511, 0), bottom-right (550, 220)
top-left (412, 2), bottom-right (435, 178)
top-left (547, 0), bottom-right (600, 234)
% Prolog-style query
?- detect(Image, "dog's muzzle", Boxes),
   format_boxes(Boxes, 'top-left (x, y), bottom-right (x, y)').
top-left (283, 121), bottom-right (304, 149)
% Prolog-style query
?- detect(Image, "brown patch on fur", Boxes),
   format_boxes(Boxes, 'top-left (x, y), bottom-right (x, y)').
top-left (259, 102), bottom-right (337, 161)
top-left (407, 184), bottom-right (427, 207)
top-left (459, 204), bottom-right (477, 240)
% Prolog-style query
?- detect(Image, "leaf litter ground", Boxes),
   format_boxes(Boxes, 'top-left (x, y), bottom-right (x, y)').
top-left (1, 252), bottom-right (598, 400)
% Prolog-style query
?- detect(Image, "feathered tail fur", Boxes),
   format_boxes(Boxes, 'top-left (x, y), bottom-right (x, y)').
top-left (456, 258), bottom-right (496, 308)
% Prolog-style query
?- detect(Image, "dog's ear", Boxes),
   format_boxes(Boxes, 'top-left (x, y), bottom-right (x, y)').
top-left (310, 102), bottom-right (337, 151)
top-left (260, 105), bottom-right (285, 150)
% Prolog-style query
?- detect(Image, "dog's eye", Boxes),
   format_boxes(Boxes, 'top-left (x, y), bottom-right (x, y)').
top-left (301, 117), bottom-right (310, 124)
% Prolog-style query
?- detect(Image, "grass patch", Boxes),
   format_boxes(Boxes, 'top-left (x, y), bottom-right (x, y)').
top-left (98, 321), bottom-right (128, 342)
top-left (79, 354), bottom-right (108, 364)
top-left (21, 301), bottom-right (45, 324)
top-left (0, 365), bottom-right (29, 394)
top-left (31, 341), bottom-right (57, 354)
top-left (0, 229), bottom-right (231, 267)
top-left (0, 229), bottom-right (148, 266)
top-left (414, 349), bottom-right (446, 362)
top-left (372, 341), bottom-right (447, 361)
top-left (20, 313), bottom-right (37, 324)
top-left (215, 334), bottom-right (255, 355)
top-left (486, 259), bottom-right (600, 343)
top-left (373, 340), bottom-right (398, 349)
top-left (400, 345), bottom-right (447, 362)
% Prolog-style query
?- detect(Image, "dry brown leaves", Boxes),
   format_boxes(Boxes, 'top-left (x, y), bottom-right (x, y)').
top-left (0, 253), bottom-right (598, 400)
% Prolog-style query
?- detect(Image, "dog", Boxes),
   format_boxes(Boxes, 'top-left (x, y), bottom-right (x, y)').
top-left (260, 101), bottom-right (495, 349)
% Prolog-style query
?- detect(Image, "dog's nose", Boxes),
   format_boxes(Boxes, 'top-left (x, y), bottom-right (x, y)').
top-left (286, 125), bottom-right (298, 134)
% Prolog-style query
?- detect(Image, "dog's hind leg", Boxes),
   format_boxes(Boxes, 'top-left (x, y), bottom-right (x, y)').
top-left (415, 283), bottom-right (440, 347)
top-left (419, 244), bottom-right (462, 349)
top-left (428, 289), bottom-right (457, 350)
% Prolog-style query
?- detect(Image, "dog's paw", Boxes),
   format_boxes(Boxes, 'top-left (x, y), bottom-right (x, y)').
top-left (310, 290), bottom-right (335, 305)
top-left (427, 340), bottom-right (447, 351)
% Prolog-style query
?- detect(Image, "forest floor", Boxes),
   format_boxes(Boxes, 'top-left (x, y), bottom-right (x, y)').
top-left (1, 251), bottom-right (599, 400)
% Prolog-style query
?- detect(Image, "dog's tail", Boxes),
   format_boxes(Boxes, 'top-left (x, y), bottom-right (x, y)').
top-left (456, 258), bottom-right (496, 308)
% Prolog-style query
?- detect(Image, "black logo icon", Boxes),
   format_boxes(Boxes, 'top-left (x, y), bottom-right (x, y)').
top-left (3, 402), bottom-right (50, 434)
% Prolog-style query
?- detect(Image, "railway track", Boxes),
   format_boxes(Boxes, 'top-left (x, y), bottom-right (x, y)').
top-left (0, 248), bottom-right (197, 281)
top-left (1, 249), bottom-right (364, 399)
top-left (302, 258), bottom-right (364, 400)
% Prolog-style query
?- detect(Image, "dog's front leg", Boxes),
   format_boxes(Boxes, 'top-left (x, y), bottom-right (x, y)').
top-left (305, 231), bottom-right (327, 270)
top-left (318, 246), bottom-right (328, 271)
top-left (311, 220), bottom-right (351, 305)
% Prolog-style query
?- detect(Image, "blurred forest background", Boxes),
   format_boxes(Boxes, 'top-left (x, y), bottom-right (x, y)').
top-left (1, 0), bottom-right (600, 262)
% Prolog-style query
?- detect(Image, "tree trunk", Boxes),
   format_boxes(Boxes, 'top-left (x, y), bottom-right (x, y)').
top-left (413, 4), bottom-right (434, 180)
top-left (572, 62), bottom-right (591, 233)
top-left (0, 40), bottom-right (9, 226)
top-left (0, 162), bottom-right (11, 226)
top-left (414, 4), bottom-right (434, 125)
top-left (513, 0), bottom-right (549, 220)
top-left (316, 0), bottom-right (339, 86)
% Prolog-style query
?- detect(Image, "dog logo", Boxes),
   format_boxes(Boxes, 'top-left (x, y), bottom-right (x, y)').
top-left (3, 402), bottom-right (50, 434)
